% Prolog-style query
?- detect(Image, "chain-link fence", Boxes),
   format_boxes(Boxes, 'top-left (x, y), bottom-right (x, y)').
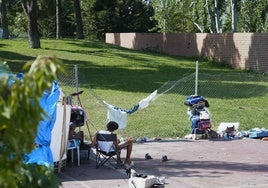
top-left (58, 65), bottom-right (268, 139)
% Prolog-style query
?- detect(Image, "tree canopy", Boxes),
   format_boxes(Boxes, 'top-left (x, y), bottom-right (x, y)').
top-left (1, 0), bottom-right (268, 45)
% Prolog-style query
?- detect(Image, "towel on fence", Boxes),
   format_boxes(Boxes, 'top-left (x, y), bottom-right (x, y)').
top-left (104, 102), bottom-right (128, 129)
top-left (138, 90), bottom-right (157, 109)
top-left (103, 90), bottom-right (158, 129)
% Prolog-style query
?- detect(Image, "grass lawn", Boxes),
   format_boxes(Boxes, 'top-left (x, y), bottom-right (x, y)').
top-left (1, 38), bottom-right (267, 140)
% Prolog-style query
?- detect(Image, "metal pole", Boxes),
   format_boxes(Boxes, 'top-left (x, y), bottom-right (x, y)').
top-left (74, 65), bottom-right (80, 131)
top-left (73, 65), bottom-right (93, 140)
top-left (195, 61), bottom-right (198, 95)
top-left (74, 65), bottom-right (79, 93)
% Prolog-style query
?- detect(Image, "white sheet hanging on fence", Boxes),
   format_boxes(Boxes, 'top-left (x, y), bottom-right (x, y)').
top-left (105, 102), bottom-right (128, 129)
top-left (103, 90), bottom-right (158, 129)
top-left (138, 90), bottom-right (157, 109)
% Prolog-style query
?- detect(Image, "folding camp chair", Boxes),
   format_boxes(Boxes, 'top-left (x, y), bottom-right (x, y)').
top-left (95, 133), bottom-right (122, 169)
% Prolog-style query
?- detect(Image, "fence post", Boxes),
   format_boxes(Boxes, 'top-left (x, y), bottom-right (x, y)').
top-left (74, 65), bottom-right (79, 92)
top-left (195, 61), bottom-right (198, 95)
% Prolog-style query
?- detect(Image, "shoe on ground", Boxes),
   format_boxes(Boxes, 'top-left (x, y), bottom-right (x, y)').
top-left (125, 161), bottom-right (134, 169)
top-left (162, 155), bottom-right (168, 162)
top-left (145, 153), bottom-right (152, 160)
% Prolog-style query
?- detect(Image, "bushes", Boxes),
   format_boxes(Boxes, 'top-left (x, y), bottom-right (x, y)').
top-left (0, 56), bottom-right (64, 187)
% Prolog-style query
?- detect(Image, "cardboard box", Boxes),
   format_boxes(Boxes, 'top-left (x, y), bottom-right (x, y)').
top-left (129, 175), bottom-right (158, 188)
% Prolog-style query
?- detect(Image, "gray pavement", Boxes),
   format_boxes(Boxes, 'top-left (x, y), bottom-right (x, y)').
top-left (58, 138), bottom-right (268, 188)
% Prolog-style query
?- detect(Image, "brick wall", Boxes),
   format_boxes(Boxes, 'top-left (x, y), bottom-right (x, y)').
top-left (106, 33), bottom-right (268, 72)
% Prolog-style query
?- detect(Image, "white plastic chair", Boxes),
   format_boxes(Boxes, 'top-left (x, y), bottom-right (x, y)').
top-left (67, 139), bottom-right (80, 166)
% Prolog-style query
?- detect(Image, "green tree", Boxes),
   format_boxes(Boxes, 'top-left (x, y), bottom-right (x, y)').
top-left (21, 0), bottom-right (41, 48)
top-left (117, 0), bottom-right (155, 32)
top-left (4, 0), bottom-right (268, 39)
top-left (56, 0), bottom-right (62, 39)
top-left (230, 0), bottom-right (238, 32)
top-left (0, 0), bottom-right (10, 39)
top-left (0, 56), bottom-right (64, 187)
top-left (3, 1), bottom-right (26, 38)
top-left (38, 0), bottom-right (58, 38)
top-left (83, 0), bottom-right (155, 40)
top-left (57, 0), bottom-right (76, 38)
top-left (151, 0), bottom-right (179, 32)
top-left (151, 0), bottom-right (210, 33)
top-left (195, 0), bottom-right (226, 33)
top-left (73, 0), bottom-right (84, 39)
top-left (190, 0), bottom-right (209, 32)
top-left (239, 0), bottom-right (268, 32)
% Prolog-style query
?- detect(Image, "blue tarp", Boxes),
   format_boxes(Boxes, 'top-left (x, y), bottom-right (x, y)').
top-left (24, 81), bottom-right (60, 166)
top-left (1, 64), bottom-right (60, 167)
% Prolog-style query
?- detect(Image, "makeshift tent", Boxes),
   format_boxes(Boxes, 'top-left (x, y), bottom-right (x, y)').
top-left (24, 81), bottom-right (61, 166)
top-left (25, 81), bottom-right (72, 170)
top-left (1, 64), bottom-right (71, 169)
top-left (51, 103), bottom-right (71, 170)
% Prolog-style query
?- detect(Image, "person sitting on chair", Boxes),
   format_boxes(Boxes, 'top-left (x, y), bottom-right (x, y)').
top-left (68, 122), bottom-right (84, 146)
top-left (90, 121), bottom-right (134, 169)
top-left (68, 108), bottom-right (85, 147)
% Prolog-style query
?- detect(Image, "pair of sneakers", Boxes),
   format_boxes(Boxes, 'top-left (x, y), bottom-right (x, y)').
top-left (124, 161), bottom-right (134, 170)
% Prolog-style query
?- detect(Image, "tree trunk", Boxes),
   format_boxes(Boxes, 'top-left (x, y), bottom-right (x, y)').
top-left (214, 0), bottom-right (222, 33)
top-left (21, 0), bottom-right (41, 48)
top-left (0, 0), bottom-right (10, 39)
top-left (56, 0), bottom-right (62, 39)
top-left (73, 0), bottom-right (84, 39)
top-left (231, 0), bottom-right (237, 32)
top-left (205, 0), bottom-right (216, 33)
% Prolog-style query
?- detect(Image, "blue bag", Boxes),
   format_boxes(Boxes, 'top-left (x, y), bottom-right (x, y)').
top-left (184, 95), bottom-right (204, 106)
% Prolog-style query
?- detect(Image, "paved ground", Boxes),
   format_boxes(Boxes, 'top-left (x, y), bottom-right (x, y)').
top-left (58, 137), bottom-right (268, 188)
